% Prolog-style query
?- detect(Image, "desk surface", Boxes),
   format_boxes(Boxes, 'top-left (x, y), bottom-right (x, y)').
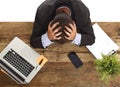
top-left (0, 22), bottom-right (120, 87)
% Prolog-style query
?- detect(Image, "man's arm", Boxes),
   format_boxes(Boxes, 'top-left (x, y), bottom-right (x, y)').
top-left (30, 0), bottom-right (55, 48)
top-left (71, 0), bottom-right (95, 46)
top-left (72, 17), bottom-right (95, 46)
top-left (30, 15), bottom-right (45, 48)
top-left (64, 19), bottom-right (95, 46)
top-left (30, 15), bottom-right (55, 48)
top-left (41, 22), bottom-right (62, 48)
top-left (80, 17), bottom-right (95, 45)
top-left (41, 33), bottom-right (54, 48)
top-left (71, 33), bottom-right (81, 46)
top-left (30, 14), bottom-right (62, 48)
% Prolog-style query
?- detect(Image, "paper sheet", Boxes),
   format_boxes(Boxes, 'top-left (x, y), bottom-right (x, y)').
top-left (86, 23), bottom-right (119, 59)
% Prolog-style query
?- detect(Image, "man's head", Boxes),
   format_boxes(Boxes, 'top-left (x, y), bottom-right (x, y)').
top-left (50, 7), bottom-right (73, 43)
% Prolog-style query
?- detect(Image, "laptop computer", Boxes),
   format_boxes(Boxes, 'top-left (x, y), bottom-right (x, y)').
top-left (0, 37), bottom-right (48, 84)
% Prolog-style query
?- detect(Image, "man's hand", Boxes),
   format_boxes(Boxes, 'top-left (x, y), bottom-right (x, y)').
top-left (64, 22), bottom-right (77, 41)
top-left (47, 22), bottom-right (62, 41)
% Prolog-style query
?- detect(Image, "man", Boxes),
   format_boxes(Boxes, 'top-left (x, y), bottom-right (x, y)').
top-left (49, 8), bottom-right (74, 44)
top-left (30, 0), bottom-right (95, 48)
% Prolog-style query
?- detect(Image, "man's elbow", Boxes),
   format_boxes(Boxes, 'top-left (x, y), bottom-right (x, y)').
top-left (30, 37), bottom-right (44, 48)
top-left (30, 39), bottom-right (37, 48)
top-left (89, 36), bottom-right (95, 45)
top-left (30, 38), bottom-right (40, 48)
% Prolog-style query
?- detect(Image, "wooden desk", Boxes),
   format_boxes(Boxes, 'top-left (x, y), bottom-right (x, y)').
top-left (0, 22), bottom-right (120, 87)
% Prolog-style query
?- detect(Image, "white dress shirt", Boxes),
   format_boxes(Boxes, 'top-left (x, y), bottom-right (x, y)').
top-left (41, 33), bottom-right (81, 48)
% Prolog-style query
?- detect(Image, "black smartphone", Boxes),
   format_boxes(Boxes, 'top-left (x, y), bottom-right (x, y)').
top-left (67, 51), bottom-right (83, 68)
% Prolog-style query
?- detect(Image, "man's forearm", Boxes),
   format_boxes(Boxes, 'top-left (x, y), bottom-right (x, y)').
top-left (41, 33), bottom-right (54, 48)
top-left (71, 33), bottom-right (81, 46)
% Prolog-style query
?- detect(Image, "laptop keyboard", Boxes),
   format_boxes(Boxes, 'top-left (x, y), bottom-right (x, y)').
top-left (3, 49), bottom-right (35, 77)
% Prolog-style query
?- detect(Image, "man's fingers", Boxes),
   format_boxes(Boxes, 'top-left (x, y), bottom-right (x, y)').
top-left (51, 31), bottom-right (62, 40)
top-left (73, 23), bottom-right (77, 31)
top-left (53, 34), bottom-right (62, 40)
top-left (69, 23), bottom-right (74, 30)
top-left (48, 21), bottom-right (52, 28)
top-left (69, 22), bottom-right (76, 32)
top-left (64, 29), bottom-right (71, 36)
top-left (56, 36), bottom-right (62, 40)
top-left (65, 26), bottom-right (73, 33)
top-left (65, 36), bottom-right (70, 40)
top-left (51, 22), bottom-right (59, 30)
top-left (55, 32), bottom-right (62, 37)
top-left (53, 27), bottom-right (61, 34)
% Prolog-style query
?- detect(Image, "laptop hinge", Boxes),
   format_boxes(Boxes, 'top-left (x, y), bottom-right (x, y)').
top-left (0, 60), bottom-right (25, 83)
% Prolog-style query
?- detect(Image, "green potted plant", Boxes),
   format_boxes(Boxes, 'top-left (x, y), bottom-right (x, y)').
top-left (94, 53), bottom-right (120, 83)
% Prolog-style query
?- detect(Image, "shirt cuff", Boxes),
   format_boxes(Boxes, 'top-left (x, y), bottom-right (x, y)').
top-left (71, 33), bottom-right (81, 46)
top-left (41, 33), bottom-right (54, 48)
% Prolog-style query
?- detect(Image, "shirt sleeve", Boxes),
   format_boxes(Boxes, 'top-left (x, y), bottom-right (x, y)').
top-left (41, 33), bottom-right (54, 48)
top-left (71, 33), bottom-right (82, 46)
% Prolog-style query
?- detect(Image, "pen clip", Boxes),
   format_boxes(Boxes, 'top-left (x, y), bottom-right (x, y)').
top-left (108, 50), bottom-right (116, 56)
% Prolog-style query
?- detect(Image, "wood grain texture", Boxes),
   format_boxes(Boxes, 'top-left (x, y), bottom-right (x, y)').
top-left (1, 62), bottom-right (120, 87)
top-left (0, 22), bottom-right (120, 87)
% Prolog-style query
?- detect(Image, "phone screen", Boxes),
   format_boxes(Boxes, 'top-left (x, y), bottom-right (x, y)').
top-left (68, 51), bottom-right (83, 68)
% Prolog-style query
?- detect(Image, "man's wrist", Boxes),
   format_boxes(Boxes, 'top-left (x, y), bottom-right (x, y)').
top-left (71, 33), bottom-right (81, 46)
top-left (41, 33), bottom-right (54, 48)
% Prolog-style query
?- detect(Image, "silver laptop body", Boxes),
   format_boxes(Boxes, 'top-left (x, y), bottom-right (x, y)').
top-left (0, 37), bottom-right (42, 84)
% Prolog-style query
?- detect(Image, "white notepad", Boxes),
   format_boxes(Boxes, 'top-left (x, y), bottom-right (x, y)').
top-left (86, 23), bottom-right (119, 59)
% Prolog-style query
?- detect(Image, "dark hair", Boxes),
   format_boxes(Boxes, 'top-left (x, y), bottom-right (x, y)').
top-left (50, 12), bottom-right (73, 43)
